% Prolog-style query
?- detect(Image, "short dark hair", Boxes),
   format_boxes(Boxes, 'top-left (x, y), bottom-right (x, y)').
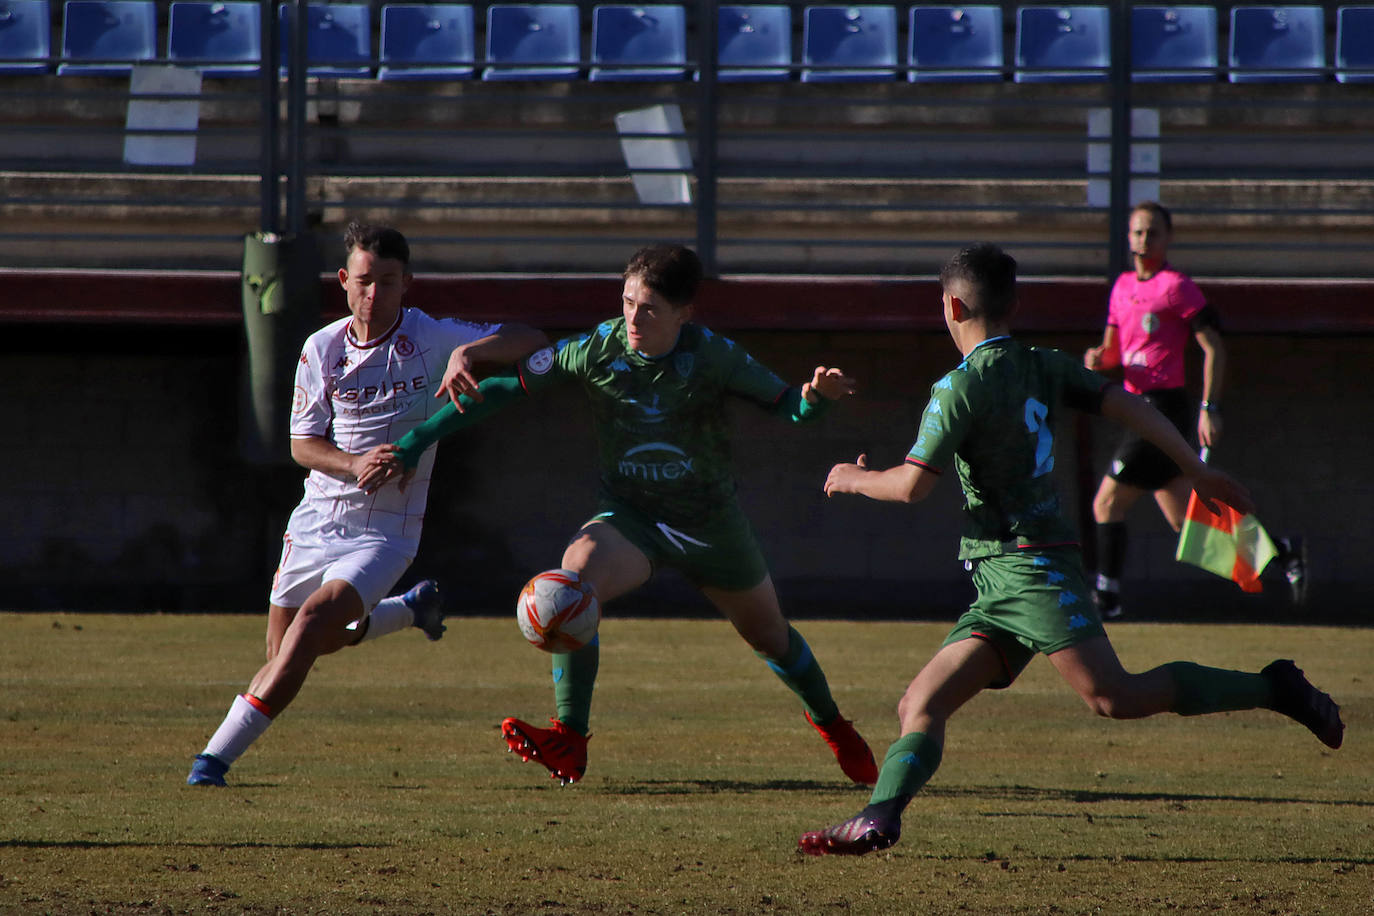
top-left (1131, 200), bottom-right (1173, 232)
top-left (623, 244), bottom-right (702, 307)
top-left (939, 243), bottom-right (1018, 322)
top-left (344, 221), bottom-right (410, 268)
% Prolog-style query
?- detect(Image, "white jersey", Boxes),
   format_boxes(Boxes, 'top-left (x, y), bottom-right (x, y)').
top-left (287, 307), bottom-right (500, 556)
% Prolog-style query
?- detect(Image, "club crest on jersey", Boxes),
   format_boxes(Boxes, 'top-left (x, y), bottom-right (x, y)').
top-left (395, 335), bottom-right (415, 357)
top-left (674, 352), bottom-right (694, 378)
top-left (1140, 312), bottom-right (1159, 335)
top-left (527, 346), bottom-right (555, 375)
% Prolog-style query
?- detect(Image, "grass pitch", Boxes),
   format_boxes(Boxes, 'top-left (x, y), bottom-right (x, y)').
top-left (1, 613), bottom-right (1369, 915)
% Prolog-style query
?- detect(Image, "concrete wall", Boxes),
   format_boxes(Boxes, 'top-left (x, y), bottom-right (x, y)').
top-left (3, 321), bottom-right (1368, 623)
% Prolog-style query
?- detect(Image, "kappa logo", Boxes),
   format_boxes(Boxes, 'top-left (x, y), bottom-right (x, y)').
top-left (527, 346), bottom-right (555, 375)
top-left (625, 394), bottom-right (665, 423)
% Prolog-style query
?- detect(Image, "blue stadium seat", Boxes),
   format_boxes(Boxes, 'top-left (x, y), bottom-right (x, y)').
top-left (1014, 5), bottom-right (1109, 82)
top-left (379, 3), bottom-right (474, 80)
top-left (482, 4), bottom-right (580, 80)
top-left (590, 4), bottom-right (687, 81)
top-left (1228, 6), bottom-right (1325, 82)
top-left (168, 1), bottom-right (261, 77)
top-left (1337, 6), bottom-right (1374, 83)
top-left (1131, 6), bottom-right (1217, 81)
top-left (908, 5), bottom-right (1003, 82)
top-left (801, 5), bottom-right (898, 82)
top-left (59, 0), bottom-right (155, 75)
top-left (718, 5), bottom-right (792, 81)
top-left (278, 2), bottom-right (371, 77)
top-left (0, 0), bottom-right (51, 74)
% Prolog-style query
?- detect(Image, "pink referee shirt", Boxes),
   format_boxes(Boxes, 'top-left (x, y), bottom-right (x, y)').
top-left (1106, 266), bottom-right (1207, 394)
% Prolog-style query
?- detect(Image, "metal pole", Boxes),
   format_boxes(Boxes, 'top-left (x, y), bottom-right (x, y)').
top-left (1106, 0), bottom-right (1132, 280)
top-left (259, 0), bottom-right (280, 233)
top-left (285, 0), bottom-right (309, 235)
top-left (695, 0), bottom-right (719, 275)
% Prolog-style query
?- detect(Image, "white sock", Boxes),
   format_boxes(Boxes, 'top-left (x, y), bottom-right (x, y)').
top-left (202, 695), bottom-right (273, 766)
top-left (348, 596), bottom-right (414, 644)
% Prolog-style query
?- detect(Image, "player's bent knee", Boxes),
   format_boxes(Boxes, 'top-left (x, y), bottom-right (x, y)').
top-left (1082, 689), bottom-right (1148, 720)
top-left (287, 606), bottom-right (358, 656)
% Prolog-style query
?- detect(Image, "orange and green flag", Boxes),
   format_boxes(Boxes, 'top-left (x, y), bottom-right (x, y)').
top-left (1175, 486), bottom-right (1279, 594)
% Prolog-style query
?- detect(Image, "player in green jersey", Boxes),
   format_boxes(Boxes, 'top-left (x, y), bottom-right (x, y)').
top-left (386, 244), bottom-right (879, 787)
top-left (797, 243), bottom-right (1344, 856)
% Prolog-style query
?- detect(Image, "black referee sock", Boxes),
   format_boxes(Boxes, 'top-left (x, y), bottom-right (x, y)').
top-left (1096, 521), bottom-right (1128, 583)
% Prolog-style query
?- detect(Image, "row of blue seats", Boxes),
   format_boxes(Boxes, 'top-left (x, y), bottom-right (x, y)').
top-left (2, 2), bottom-right (1372, 82)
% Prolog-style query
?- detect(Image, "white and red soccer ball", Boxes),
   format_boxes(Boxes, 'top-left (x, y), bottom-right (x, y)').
top-left (516, 569), bottom-right (600, 653)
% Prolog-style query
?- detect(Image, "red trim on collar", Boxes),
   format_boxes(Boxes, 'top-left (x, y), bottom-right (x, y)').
top-left (346, 309), bottom-right (403, 349)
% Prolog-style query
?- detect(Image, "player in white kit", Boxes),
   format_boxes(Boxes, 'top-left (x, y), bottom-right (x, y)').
top-left (187, 222), bottom-right (546, 786)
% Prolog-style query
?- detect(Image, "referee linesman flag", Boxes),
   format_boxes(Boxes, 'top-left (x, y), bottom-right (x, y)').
top-left (1175, 449), bottom-right (1279, 593)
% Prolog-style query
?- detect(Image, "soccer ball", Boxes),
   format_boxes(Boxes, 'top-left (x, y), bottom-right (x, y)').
top-left (516, 569), bottom-right (600, 653)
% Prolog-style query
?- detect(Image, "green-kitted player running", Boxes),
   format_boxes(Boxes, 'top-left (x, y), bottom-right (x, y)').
top-left (798, 243), bottom-right (1344, 856)
top-left (390, 244), bottom-right (878, 787)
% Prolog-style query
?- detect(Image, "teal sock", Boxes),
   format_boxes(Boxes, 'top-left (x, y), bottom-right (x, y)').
top-left (1166, 661), bottom-right (1274, 716)
top-left (758, 625), bottom-right (839, 725)
top-left (870, 731), bottom-right (943, 806)
top-left (552, 636), bottom-right (599, 736)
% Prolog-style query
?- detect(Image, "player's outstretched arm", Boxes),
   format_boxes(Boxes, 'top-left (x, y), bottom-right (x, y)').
top-left (775, 366), bottom-right (858, 423)
top-left (290, 437), bottom-right (401, 495)
top-left (393, 369), bottom-right (526, 469)
top-left (803, 366), bottom-right (857, 402)
top-left (439, 324), bottom-right (548, 408)
top-left (823, 454), bottom-right (938, 504)
top-left (1100, 386), bottom-right (1254, 516)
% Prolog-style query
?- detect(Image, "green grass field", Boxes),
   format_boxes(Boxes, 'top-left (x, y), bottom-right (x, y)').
top-left (1, 613), bottom-right (1369, 915)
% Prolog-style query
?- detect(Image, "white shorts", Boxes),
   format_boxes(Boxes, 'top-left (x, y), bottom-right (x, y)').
top-left (269, 532), bottom-right (412, 611)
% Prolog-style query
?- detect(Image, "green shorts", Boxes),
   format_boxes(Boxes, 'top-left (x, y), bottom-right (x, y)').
top-left (943, 547), bottom-right (1106, 688)
top-left (586, 497), bottom-right (769, 592)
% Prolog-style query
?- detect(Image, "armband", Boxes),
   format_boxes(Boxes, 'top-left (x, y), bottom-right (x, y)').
top-left (1190, 305), bottom-right (1223, 334)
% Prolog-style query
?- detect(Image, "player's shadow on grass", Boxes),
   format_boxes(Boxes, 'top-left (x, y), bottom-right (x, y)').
top-left (600, 777), bottom-right (847, 796)
top-left (924, 783), bottom-right (1374, 809)
top-left (598, 779), bottom-right (1374, 809)
top-left (0, 839), bottom-right (389, 850)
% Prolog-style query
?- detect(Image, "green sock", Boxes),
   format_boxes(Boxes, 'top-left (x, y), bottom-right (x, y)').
top-left (1165, 661), bottom-right (1274, 716)
top-left (553, 636), bottom-right (599, 736)
top-left (870, 732), bottom-right (943, 806)
top-left (758, 625), bottom-right (839, 725)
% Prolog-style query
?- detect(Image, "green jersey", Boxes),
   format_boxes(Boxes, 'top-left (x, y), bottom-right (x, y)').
top-left (905, 337), bottom-right (1109, 560)
top-left (518, 318), bottom-right (820, 527)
